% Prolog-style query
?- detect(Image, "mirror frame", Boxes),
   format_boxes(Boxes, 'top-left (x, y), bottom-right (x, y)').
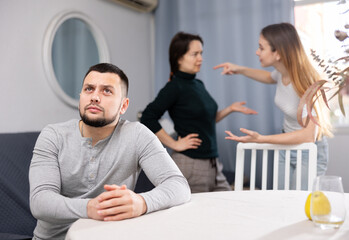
top-left (43, 10), bottom-right (110, 108)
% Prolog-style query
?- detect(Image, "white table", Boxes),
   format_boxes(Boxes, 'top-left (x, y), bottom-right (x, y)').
top-left (66, 191), bottom-right (349, 240)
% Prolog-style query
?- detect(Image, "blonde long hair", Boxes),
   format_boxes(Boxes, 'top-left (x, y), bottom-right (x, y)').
top-left (261, 23), bottom-right (332, 139)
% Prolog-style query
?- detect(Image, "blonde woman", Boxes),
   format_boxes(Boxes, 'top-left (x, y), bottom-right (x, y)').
top-left (214, 23), bottom-right (332, 190)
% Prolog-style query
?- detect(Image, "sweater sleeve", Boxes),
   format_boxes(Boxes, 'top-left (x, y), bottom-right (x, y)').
top-left (29, 126), bottom-right (90, 224)
top-left (135, 124), bottom-right (191, 213)
top-left (141, 81), bottom-right (179, 133)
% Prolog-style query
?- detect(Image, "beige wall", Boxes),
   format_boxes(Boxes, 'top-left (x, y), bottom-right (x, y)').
top-left (0, 0), bottom-right (154, 133)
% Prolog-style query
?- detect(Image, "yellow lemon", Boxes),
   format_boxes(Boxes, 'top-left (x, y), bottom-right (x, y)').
top-left (305, 191), bottom-right (331, 220)
top-left (312, 191), bottom-right (331, 215)
top-left (305, 193), bottom-right (312, 220)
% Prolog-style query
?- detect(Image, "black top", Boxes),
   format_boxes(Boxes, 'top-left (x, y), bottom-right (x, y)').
top-left (141, 71), bottom-right (218, 158)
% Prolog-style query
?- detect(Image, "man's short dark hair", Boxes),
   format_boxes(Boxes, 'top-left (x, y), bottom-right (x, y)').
top-left (84, 63), bottom-right (129, 97)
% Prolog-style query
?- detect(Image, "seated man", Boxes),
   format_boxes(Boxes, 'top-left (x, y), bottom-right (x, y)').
top-left (29, 63), bottom-right (191, 239)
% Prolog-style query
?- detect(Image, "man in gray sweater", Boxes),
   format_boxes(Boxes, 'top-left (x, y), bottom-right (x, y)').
top-left (29, 63), bottom-right (191, 239)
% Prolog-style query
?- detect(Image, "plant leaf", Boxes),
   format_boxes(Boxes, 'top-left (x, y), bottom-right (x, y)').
top-left (307, 97), bottom-right (321, 127)
top-left (334, 56), bottom-right (349, 62)
top-left (320, 88), bottom-right (330, 109)
top-left (298, 80), bottom-right (328, 127)
top-left (338, 92), bottom-right (346, 116)
top-left (328, 87), bottom-right (342, 101)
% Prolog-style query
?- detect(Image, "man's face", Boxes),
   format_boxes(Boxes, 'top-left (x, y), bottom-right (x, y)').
top-left (79, 71), bottom-right (129, 127)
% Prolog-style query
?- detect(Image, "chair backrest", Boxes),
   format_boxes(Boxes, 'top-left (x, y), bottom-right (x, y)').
top-left (234, 142), bottom-right (317, 191)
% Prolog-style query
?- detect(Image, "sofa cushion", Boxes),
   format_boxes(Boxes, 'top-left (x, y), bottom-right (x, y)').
top-left (0, 132), bottom-right (39, 239)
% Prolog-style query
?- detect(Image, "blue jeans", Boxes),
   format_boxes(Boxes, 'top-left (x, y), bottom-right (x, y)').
top-left (278, 137), bottom-right (328, 190)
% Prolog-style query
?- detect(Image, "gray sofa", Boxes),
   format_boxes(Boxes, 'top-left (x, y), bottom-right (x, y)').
top-left (0, 132), bottom-right (39, 240)
top-left (0, 131), bottom-right (155, 240)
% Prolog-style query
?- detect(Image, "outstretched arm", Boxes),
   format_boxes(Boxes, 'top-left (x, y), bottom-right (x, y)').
top-left (213, 62), bottom-right (275, 84)
top-left (225, 119), bottom-right (316, 144)
top-left (216, 101), bottom-right (258, 123)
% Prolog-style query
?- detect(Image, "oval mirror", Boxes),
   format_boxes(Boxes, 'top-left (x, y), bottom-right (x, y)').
top-left (43, 10), bottom-right (110, 108)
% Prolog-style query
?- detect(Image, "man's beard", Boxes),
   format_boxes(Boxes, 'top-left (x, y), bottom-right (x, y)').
top-left (79, 105), bottom-right (119, 127)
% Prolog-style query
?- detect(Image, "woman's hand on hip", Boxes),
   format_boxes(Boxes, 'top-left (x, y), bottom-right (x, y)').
top-left (174, 133), bottom-right (202, 152)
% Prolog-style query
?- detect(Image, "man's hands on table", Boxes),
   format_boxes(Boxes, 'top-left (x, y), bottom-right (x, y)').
top-left (87, 184), bottom-right (147, 221)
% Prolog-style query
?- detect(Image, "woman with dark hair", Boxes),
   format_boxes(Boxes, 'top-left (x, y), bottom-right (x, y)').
top-left (141, 32), bottom-right (257, 193)
top-left (214, 23), bottom-right (332, 190)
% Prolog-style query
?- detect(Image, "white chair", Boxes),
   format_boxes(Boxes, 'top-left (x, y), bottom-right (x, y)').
top-left (234, 142), bottom-right (317, 191)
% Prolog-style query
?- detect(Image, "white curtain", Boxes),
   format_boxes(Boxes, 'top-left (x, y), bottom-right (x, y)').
top-left (154, 0), bottom-right (294, 187)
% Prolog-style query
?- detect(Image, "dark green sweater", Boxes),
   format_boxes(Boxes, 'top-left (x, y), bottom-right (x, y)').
top-left (141, 71), bottom-right (218, 159)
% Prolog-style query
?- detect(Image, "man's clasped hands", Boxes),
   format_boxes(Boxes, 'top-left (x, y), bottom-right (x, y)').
top-left (87, 184), bottom-right (147, 221)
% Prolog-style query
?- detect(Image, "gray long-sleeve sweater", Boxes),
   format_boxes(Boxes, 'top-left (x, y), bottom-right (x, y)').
top-left (29, 119), bottom-right (190, 239)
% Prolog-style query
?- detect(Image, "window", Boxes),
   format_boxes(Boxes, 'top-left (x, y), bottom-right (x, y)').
top-left (294, 0), bottom-right (349, 128)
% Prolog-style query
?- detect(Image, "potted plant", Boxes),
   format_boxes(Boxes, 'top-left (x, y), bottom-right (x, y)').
top-left (298, 1), bottom-right (349, 127)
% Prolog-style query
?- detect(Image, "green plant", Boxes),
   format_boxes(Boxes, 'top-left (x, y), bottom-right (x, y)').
top-left (297, 0), bottom-right (349, 127)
